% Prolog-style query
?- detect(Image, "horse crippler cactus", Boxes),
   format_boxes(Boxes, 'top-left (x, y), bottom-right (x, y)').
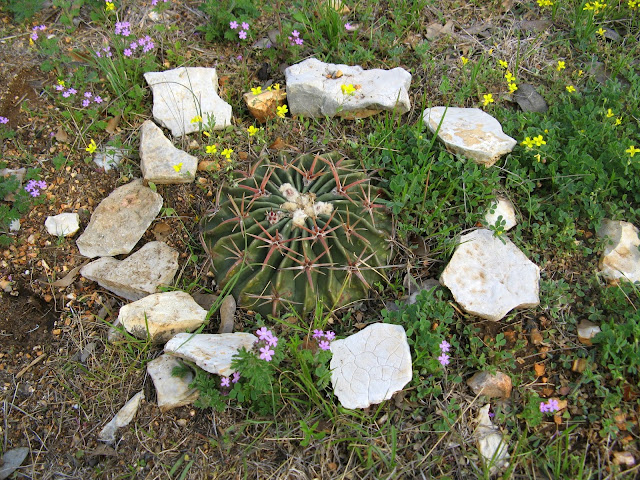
top-left (200, 151), bottom-right (393, 317)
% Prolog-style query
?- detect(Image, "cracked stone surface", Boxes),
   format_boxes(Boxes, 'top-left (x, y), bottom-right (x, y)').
top-left (164, 332), bottom-right (257, 377)
top-left (597, 218), bottom-right (640, 283)
top-left (440, 229), bottom-right (540, 321)
top-left (147, 354), bottom-right (199, 412)
top-left (285, 58), bottom-right (412, 119)
top-left (485, 196), bottom-right (517, 231)
top-left (144, 67), bottom-right (232, 137)
top-left (330, 323), bottom-right (412, 409)
top-left (422, 107), bottom-right (517, 166)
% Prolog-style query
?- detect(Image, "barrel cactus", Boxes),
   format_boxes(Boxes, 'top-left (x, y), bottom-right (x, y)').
top-left (200, 151), bottom-right (393, 317)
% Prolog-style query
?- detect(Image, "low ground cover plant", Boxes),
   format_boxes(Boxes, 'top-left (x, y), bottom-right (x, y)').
top-left (0, 0), bottom-right (638, 478)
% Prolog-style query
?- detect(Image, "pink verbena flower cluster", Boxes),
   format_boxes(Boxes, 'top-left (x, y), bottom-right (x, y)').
top-left (437, 339), bottom-right (451, 366)
top-left (24, 180), bottom-right (46, 197)
top-left (123, 35), bottom-right (155, 57)
top-left (55, 83), bottom-right (103, 107)
top-left (312, 329), bottom-right (336, 351)
top-left (288, 30), bottom-right (304, 46)
top-left (229, 20), bottom-right (250, 40)
top-left (0, 116), bottom-right (8, 124)
top-left (30, 25), bottom-right (46, 42)
top-left (539, 398), bottom-right (559, 413)
top-left (94, 46), bottom-right (112, 58)
top-left (151, 0), bottom-right (168, 5)
top-left (220, 371), bottom-right (241, 389)
top-left (255, 327), bottom-right (278, 361)
top-left (114, 21), bottom-right (131, 36)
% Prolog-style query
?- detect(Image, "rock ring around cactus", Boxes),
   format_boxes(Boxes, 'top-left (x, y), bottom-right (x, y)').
top-left (200, 151), bottom-right (394, 317)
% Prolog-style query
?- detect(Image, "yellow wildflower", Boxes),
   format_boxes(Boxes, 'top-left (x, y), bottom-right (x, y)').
top-left (615, 117), bottom-right (622, 125)
top-left (498, 60), bottom-right (508, 69)
top-left (203, 131), bottom-right (211, 137)
top-left (221, 148), bottom-right (233, 159)
top-left (341, 84), bottom-right (356, 95)
top-left (460, 56), bottom-right (469, 65)
top-left (205, 144), bottom-right (217, 154)
top-left (482, 94), bottom-right (494, 107)
top-left (566, 85), bottom-right (576, 93)
top-left (521, 137), bottom-right (535, 149)
top-left (508, 83), bottom-right (518, 93)
top-left (596, 27), bottom-right (606, 36)
top-left (190, 115), bottom-right (202, 123)
top-left (556, 61), bottom-right (566, 71)
top-left (173, 163), bottom-right (183, 172)
top-left (626, 145), bottom-right (640, 157)
top-left (247, 125), bottom-right (259, 136)
top-left (505, 71), bottom-right (515, 82)
top-left (105, 2), bottom-right (115, 11)
top-left (578, 70), bottom-right (584, 76)
top-left (533, 135), bottom-right (546, 147)
top-left (273, 83), bottom-right (280, 90)
top-left (537, 0), bottom-right (553, 6)
top-left (251, 86), bottom-right (262, 95)
top-left (606, 109), bottom-right (614, 118)
top-left (629, 0), bottom-right (638, 8)
top-left (57, 79), bottom-right (65, 86)
top-left (534, 154), bottom-right (542, 162)
top-left (85, 139), bottom-right (97, 154)
top-left (276, 104), bottom-right (288, 118)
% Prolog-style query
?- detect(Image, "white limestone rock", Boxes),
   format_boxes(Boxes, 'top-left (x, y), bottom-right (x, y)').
top-left (422, 107), bottom-right (517, 167)
top-left (98, 390), bottom-right (144, 443)
top-left (94, 146), bottom-right (126, 172)
top-left (485, 197), bottom-right (517, 232)
top-left (45, 212), bottom-right (80, 237)
top-left (118, 291), bottom-right (207, 343)
top-left (164, 332), bottom-right (257, 377)
top-left (597, 219), bottom-right (640, 283)
top-left (76, 179), bottom-right (163, 258)
top-left (147, 354), bottom-right (199, 412)
top-left (144, 67), bottom-right (232, 137)
top-left (474, 404), bottom-right (510, 474)
top-left (330, 323), bottom-right (412, 409)
top-left (285, 58), bottom-right (411, 119)
top-left (139, 120), bottom-right (197, 184)
top-left (80, 241), bottom-right (179, 301)
top-left (440, 229), bottom-right (540, 321)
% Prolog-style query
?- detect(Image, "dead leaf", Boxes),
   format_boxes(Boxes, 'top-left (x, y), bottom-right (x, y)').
top-left (530, 328), bottom-right (543, 345)
top-left (534, 363), bottom-right (545, 377)
top-left (613, 451), bottom-right (635, 467)
top-left (238, 152), bottom-right (248, 161)
top-left (572, 358), bottom-right (588, 373)
top-left (55, 126), bottom-right (69, 143)
top-left (47, 261), bottom-right (89, 288)
top-left (269, 137), bottom-right (286, 150)
top-left (152, 222), bottom-right (171, 242)
top-left (105, 115), bottom-right (121, 134)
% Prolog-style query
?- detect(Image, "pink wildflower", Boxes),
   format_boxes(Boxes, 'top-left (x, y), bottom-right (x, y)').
top-left (324, 331), bottom-right (336, 341)
top-left (438, 353), bottom-right (450, 366)
top-left (220, 376), bottom-right (230, 387)
top-left (318, 340), bottom-right (330, 351)
top-left (256, 327), bottom-right (270, 340)
top-left (439, 340), bottom-right (451, 353)
top-left (229, 21), bottom-right (238, 29)
top-left (232, 372), bottom-right (241, 383)
top-left (239, 30), bottom-right (247, 40)
top-left (259, 345), bottom-right (274, 361)
top-left (312, 329), bottom-right (324, 339)
top-left (241, 22), bottom-right (249, 30)
top-left (93, 95), bottom-right (103, 103)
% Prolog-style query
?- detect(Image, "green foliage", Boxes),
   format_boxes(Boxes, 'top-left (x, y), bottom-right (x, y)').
top-left (0, 167), bottom-right (43, 245)
top-left (197, 0), bottom-right (259, 42)
top-left (200, 152), bottom-right (393, 316)
top-left (0, 0), bottom-right (45, 22)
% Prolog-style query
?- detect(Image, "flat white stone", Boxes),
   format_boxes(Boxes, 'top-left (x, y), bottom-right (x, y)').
top-left (597, 219), bottom-right (640, 283)
top-left (76, 179), bottom-right (163, 258)
top-left (330, 323), bottom-right (412, 409)
top-left (118, 291), bottom-right (207, 343)
top-left (440, 229), bottom-right (540, 321)
top-left (45, 212), bottom-right (80, 237)
top-left (80, 241), bottom-right (179, 301)
top-left (144, 67), bottom-right (232, 137)
top-left (164, 332), bottom-right (257, 377)
top-left (94, 146), bottom-right (126, 172)
top-left (147, 354), bottom-right (198, 412)
top-left (285, 58), bottom-right (411, 119)
top-left (485, 197), bottom-right (517, 231)
top-left (474, 404), bottom-right (510, 473)
top-left (139, 120), bottom-right (197, 184)
top-left (422, 107), bottom-right (517, 166)
top-left (98, 390), bottom-right (144, 443)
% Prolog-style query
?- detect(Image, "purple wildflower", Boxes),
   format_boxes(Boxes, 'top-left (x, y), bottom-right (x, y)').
top-left (24, 180), bottom-right (44, 197)
top-left (220, 376), bottom-right (230, 387)
top-left (31, 32), bottom-right (38, 41)
top-left (62, 91), bottom-right (71, 98)
top-left (115, 21), bottom-right (131, 36)
top-left (231, 372), bottom-right (241, 383)
top-left (259, 345), bottom-right (274, 361)
top-left (241, 22), bottom-right (249, 30)
top-left (294, 37), bottom-right (304, 45)
top-left (55, 84), bottom-right (65, 91)
top-left (324, 331), bottom-right (336, 341)
top-left (256, 327), bottom-right (270, 340)
top-left (82, 99), bottom-right (90, 107)
top-left (129, 41), bottom-right (138, 50)
top-left (229, 21), bottom-right (238, 29)
top-left (318, 340), bottom-right (330, 351)
top-left (36, 180), bottom-right (46, 189)
top-left (539, 402), bottom-right (549, 413)
top-left (95, 50), bottom-right (102, 58)
top-left (291, 30), bottom-right (300, 37)
top-left (345, 22), bottom-right (355, 31)
top-left (312, 329), bottom-right (324, 339)
top-left (0, 116), bottom-right (9, 124)
top-left (239, 30), bottom-right (247, 40)
top-left (123, 48), bottom-right (132, 57)
top-left (68, 88), bottom-right (77, 95)
top-left (84, 91), bottom-right (92, 98)
top-left (266, 334), bottom-right (278, 347)
top-left (142, 40), bottom-right (154, 52)
top-left (93, 95), bottom-right (103, 104)
top-left (36, 25), bottom-right (46, 31)
top-left (439, 340), bottom-right (451, 353)
top-left (547, 399), bottom-right (559, 412)
top-left (438, 353), bottom-right (450, 366)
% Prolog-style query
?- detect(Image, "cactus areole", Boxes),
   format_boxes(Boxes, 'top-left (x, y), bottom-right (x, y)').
top-left (200, 152), bottom-right (393, 317)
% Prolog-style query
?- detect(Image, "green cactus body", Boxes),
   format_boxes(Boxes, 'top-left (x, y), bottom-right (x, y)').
top-left (200, 152), bottom-right (393, 317)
